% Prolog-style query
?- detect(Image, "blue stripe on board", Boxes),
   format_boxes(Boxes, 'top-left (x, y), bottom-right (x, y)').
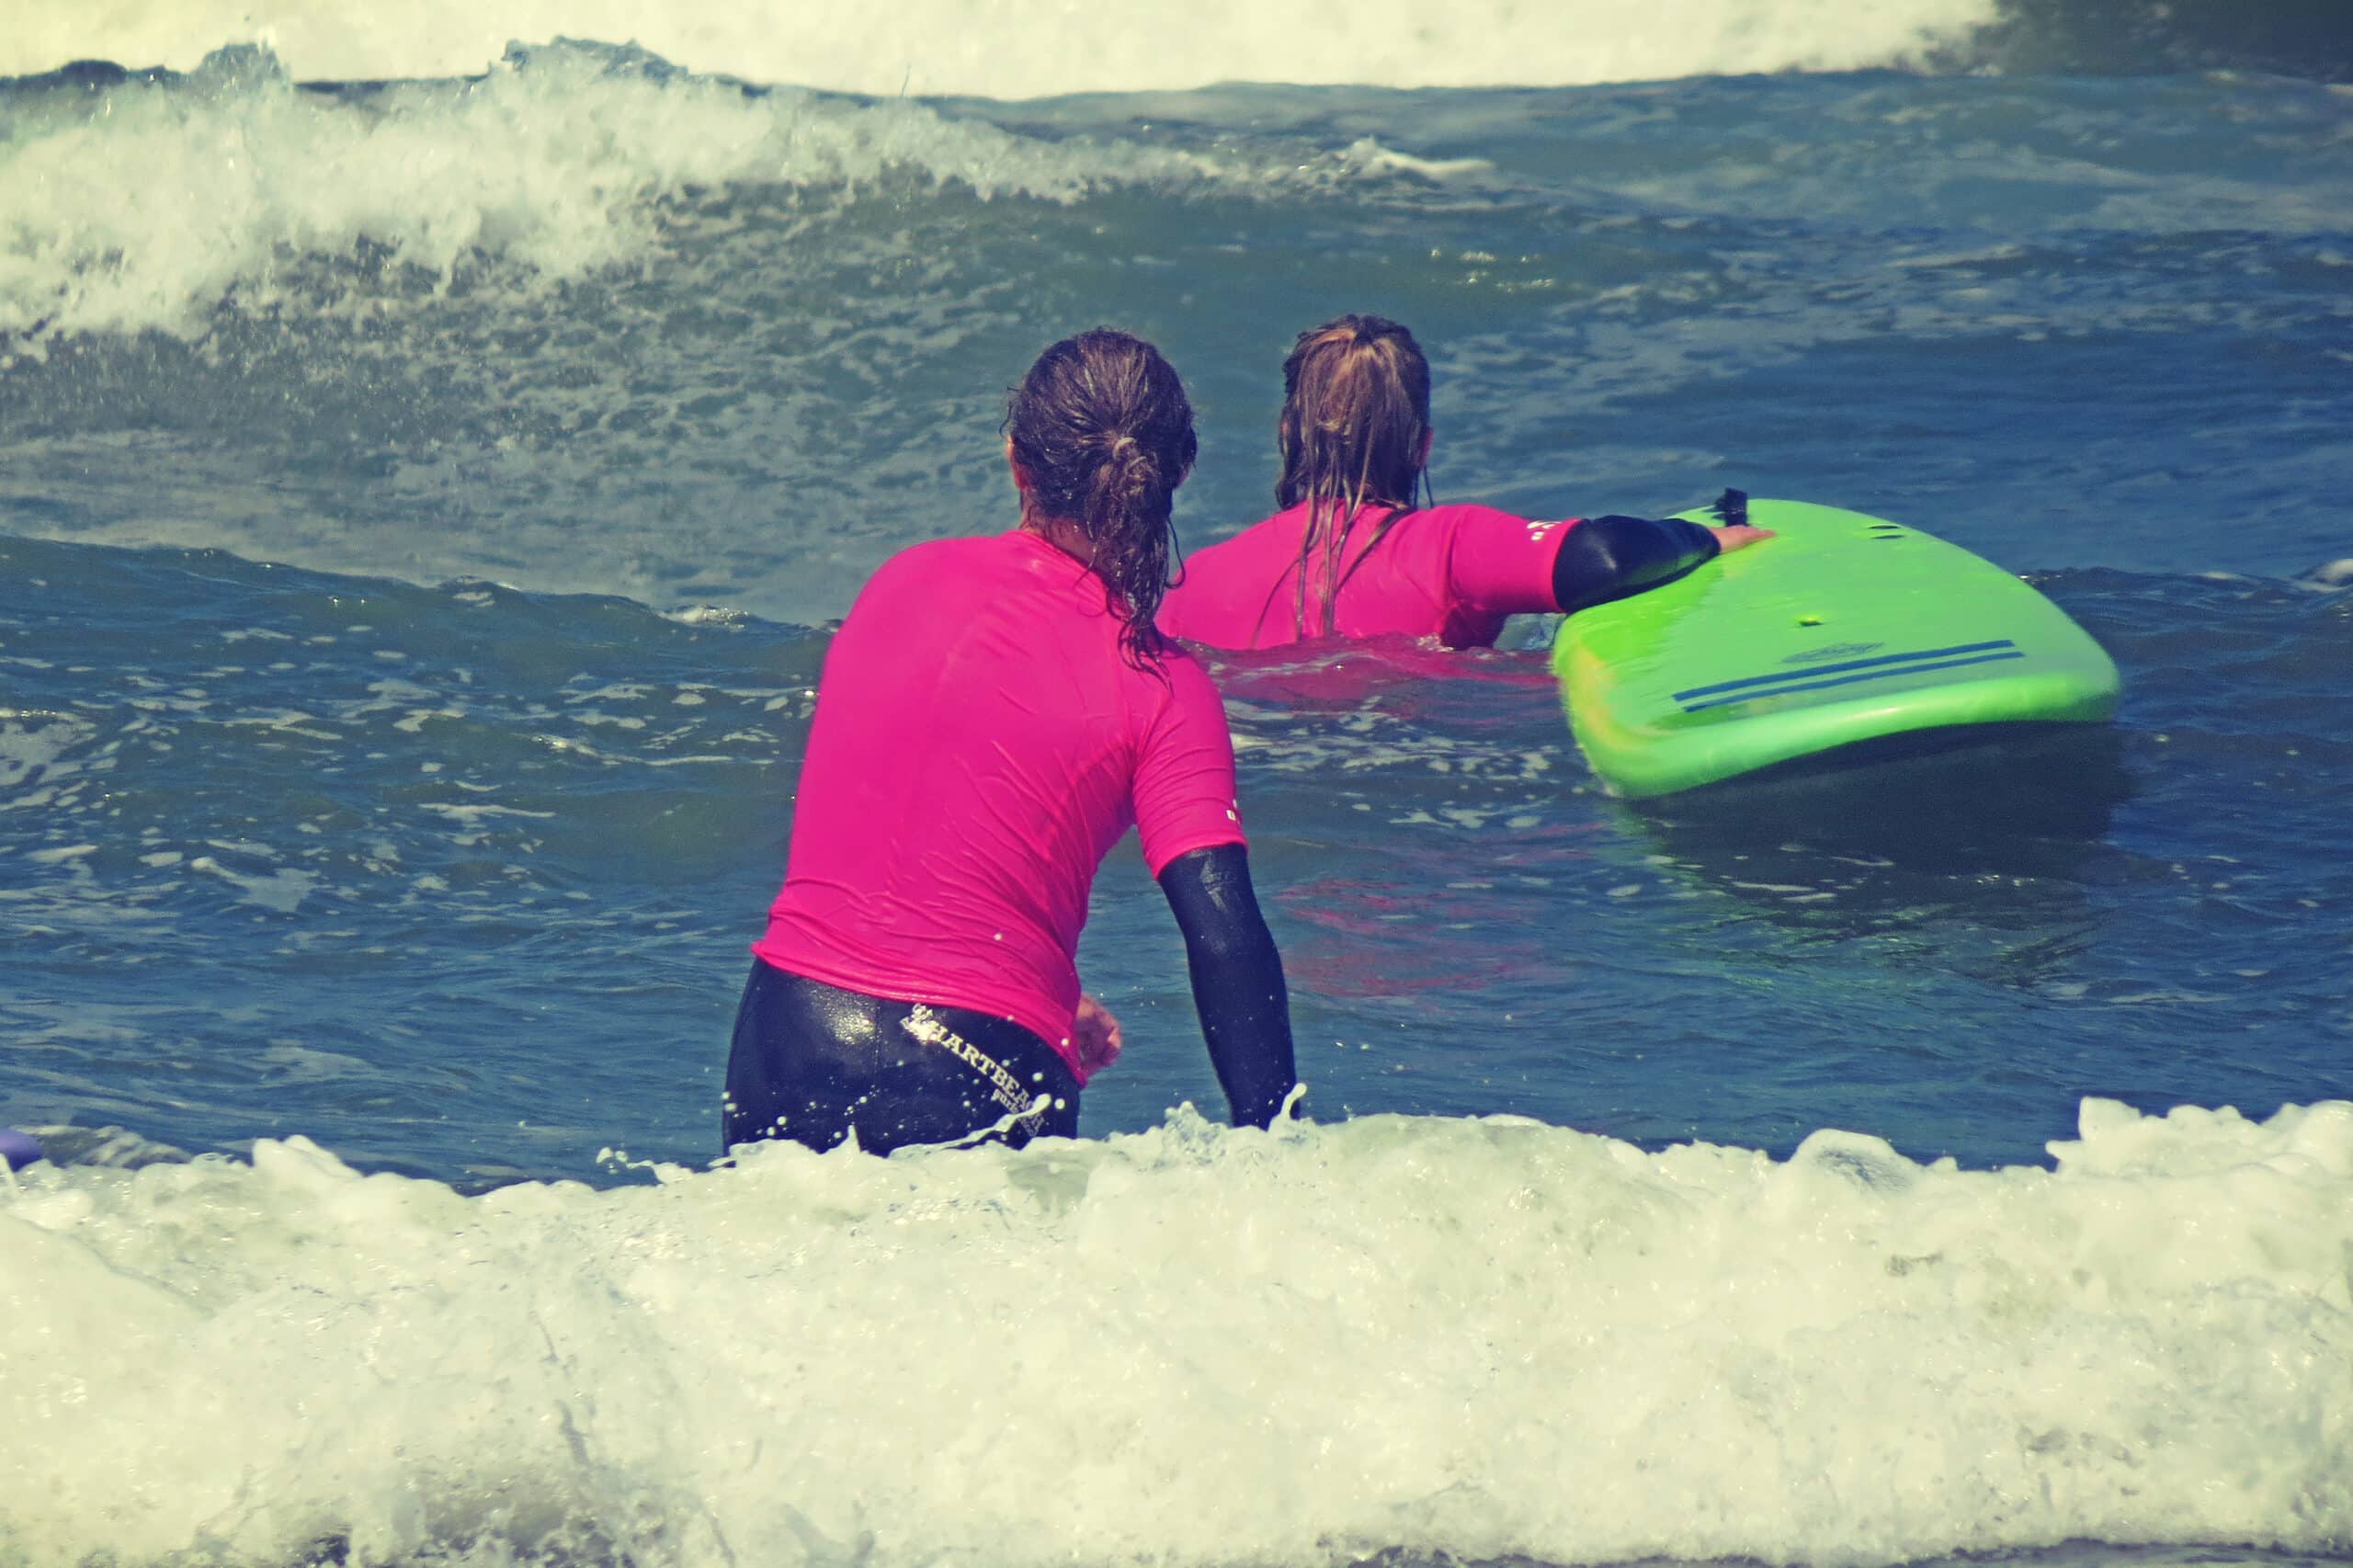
top-left (1678, 651), bottom-right (2029, 713)
top-left (1672, 640), bottom-right (2018, 702)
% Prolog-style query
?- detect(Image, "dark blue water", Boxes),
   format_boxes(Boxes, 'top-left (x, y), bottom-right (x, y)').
top-left (3, 17), bottom-right (2350, 1568)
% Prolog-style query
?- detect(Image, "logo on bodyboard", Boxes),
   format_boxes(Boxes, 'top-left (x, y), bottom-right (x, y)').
top-left (1782, 642), bottom-right (1883, 665)
top-left (1674, 640), bottom-right (2025, 714)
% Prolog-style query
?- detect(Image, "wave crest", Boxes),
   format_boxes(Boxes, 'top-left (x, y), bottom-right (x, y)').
top-left (0, 40), bottom-right (1233, 347)
top-left (7, 0), bottom-right (2007, 97)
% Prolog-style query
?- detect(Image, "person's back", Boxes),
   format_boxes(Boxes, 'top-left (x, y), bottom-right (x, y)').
top-left (1158, 313), bottom-right (1766, 653)
top-left (1161, 499), bottom-right (1570, 651)
top-left (760, 526), bottom-right (1239, 1052)
top-left (726, 328), bottom-right (1297, 1157)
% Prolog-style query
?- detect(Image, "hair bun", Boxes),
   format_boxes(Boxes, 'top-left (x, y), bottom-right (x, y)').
top-left (1004, 328), bottom-right (1199, 669)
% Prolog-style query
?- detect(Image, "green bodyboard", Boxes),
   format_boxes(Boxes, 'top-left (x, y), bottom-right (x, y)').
top-left (1552, 499), bottom-right (2120, 799)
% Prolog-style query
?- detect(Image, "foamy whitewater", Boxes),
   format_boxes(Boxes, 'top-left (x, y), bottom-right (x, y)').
top-left (4, 1), bottom-right (2351, 1566)
top-left (0, 0), bottom-right (2007, 98)
top-left (3, 1102), bottom-right (2350, 1568)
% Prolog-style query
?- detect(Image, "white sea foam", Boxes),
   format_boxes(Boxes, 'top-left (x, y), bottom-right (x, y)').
top-left (186, 855), bottom-right (320, 913)
top-left (0, 41), bottom-right (1238, 347)
top-left (0, 717), bottom-right (92, 795)
top-left (1, 1096), bottom-right (2347, 1568)
top-left (10, 0), bottom-right (2001, 98)
top-left (0, 2), bottom-right (2025, 352)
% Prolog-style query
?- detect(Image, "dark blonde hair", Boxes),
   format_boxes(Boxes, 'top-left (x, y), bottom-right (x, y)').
top-left (1275, 314), bottom-right (1432, 638)
top-left (1006, 328), bottom-right (1198, 668)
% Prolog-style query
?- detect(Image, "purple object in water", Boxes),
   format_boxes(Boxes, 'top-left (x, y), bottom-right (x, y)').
top-left (0, 1128), bottom-right (42, 1168)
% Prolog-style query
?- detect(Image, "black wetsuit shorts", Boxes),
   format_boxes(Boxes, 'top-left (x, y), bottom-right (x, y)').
top-left (722, 959), bottom-right (1082, 1156)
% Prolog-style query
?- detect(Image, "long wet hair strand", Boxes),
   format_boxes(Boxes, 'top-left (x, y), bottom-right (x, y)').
top-left (1006, 328), bottom-right (1199, 669)
top-left (1273, 314), bottom-right (1432, 639)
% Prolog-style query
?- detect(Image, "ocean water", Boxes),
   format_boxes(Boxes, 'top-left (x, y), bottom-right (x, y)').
top-left (3, 2), bottom-right (2351, 1566)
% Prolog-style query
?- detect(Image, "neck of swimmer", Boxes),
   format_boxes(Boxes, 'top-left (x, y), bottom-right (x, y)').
top-left (1022, 510), bottom-right (1097, 566)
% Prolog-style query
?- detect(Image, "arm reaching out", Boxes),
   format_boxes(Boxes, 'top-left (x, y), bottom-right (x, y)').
top-left (1155, 843), bottom-right (1300, 1128)
top-left (1552, 512), bottom-right (1768, 614)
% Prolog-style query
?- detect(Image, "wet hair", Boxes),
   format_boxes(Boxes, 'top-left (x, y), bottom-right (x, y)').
top-left (1006, 328), bottom-right (1198, 668)
top-left (1273, 314), bottom-right (1432, 638)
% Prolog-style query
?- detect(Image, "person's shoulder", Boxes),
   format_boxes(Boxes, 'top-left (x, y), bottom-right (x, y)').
top-left (1427, 499), bottom-right (1538, 528)
top-left (872, 530), bottom-right (1032, 589)
top-left (1427, 500), bottom-right (1573, 554)
top-left (871, 532), bottom-right (974, 576)
top-left (1162, 514), bottom-right (1289, 635)
top-left (904, 531), bottom-right (1020, 568)
top-left (851, 535), bottom-right (946, 603)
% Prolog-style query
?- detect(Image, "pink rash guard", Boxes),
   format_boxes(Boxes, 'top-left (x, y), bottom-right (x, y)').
top-left (1158, 500), bottom-right (1574, 650)
top-left (754, 528), bottom-right (1245, 1080)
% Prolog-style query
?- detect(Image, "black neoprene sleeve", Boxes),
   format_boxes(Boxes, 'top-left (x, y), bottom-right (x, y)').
top-left (1551, 514), bottom-right (1722, 615)
top-left (1155, 843), bottom-right (1300, 1128)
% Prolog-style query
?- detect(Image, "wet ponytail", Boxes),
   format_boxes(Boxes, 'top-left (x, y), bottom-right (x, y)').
top-left (1273, 314), bottom-right (1432, 639)
top-left (1006, 329), bottom-right (1198, 669)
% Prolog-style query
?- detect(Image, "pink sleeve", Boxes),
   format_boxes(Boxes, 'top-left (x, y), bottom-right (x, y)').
top-left (1444, 504), bottom-right (1578, 617)
top-left (1132, 652), bottom-right (1246, 876)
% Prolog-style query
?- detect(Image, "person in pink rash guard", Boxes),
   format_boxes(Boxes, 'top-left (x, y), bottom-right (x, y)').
top-left (1158, 314), bottom-right (1770, 652)
top-left (726, 329), bottom-right (1299, 1157)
